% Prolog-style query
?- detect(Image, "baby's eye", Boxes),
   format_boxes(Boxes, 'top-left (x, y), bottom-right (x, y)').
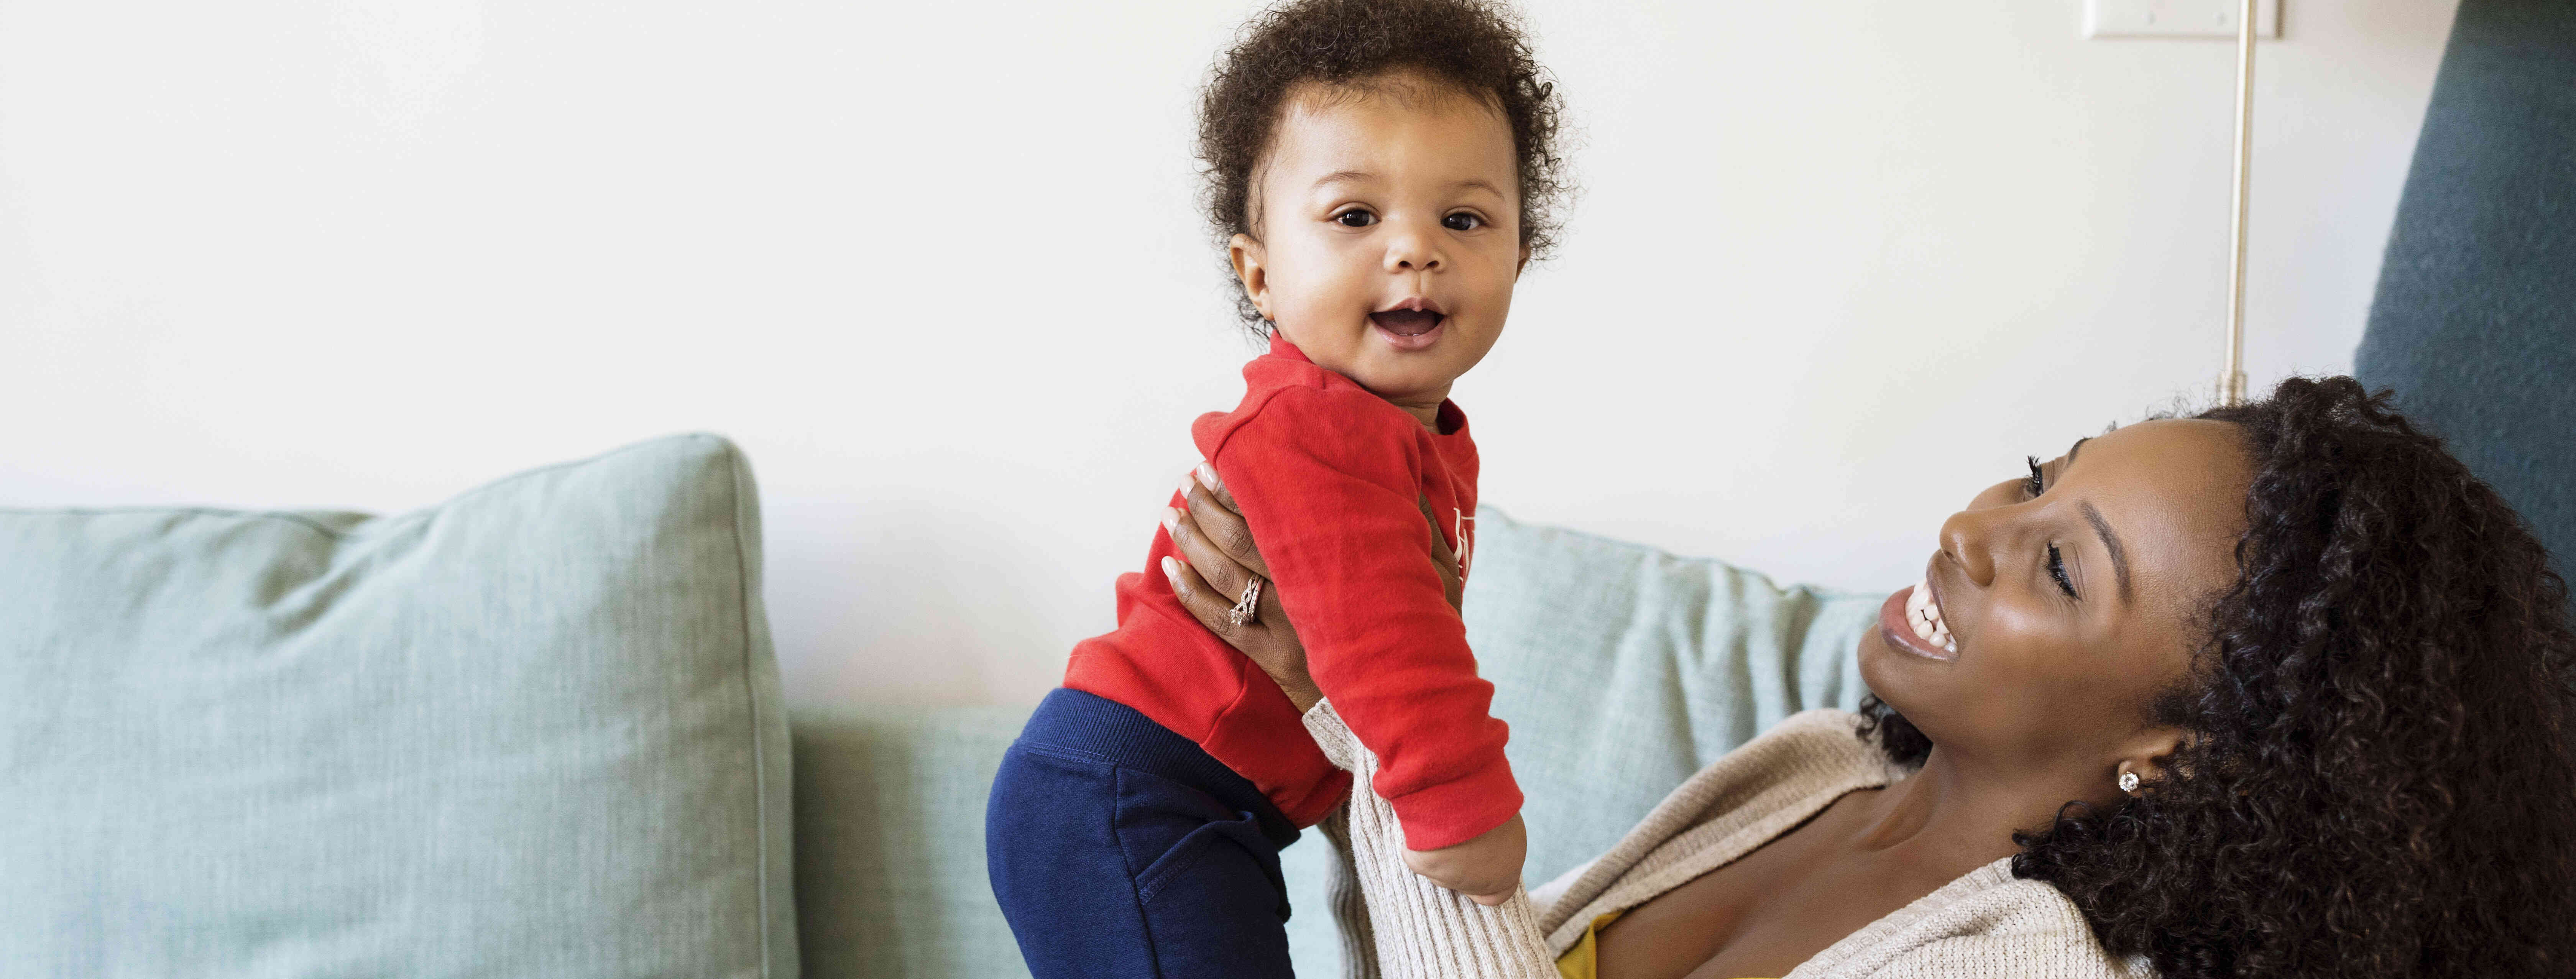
top-left (1335, 209), bottom-right (1377, 228)
top-left (1442, 212), bottom-right (1484, 232)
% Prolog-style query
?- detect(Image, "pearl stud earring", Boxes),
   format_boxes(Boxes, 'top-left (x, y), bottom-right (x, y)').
top-left (2118, 770), bottom-right (2141, 793)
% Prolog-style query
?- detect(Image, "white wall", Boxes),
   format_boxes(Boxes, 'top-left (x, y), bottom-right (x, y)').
top-left (0, 0), bottom-right (2459, 708)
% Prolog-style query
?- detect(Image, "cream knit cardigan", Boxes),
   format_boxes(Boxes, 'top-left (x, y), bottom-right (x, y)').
top-left (1302, 701), bottom-right (2150, 979)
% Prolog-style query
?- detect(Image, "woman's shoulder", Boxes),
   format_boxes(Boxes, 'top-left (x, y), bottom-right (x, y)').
top-left (1650, 709), bottom-right (1910, 846)
top-left (1534, 710), bottom-right (1905, 946)
top-left (1742, 709), bottom-right (1902, 778)
top-left (1765, 708), bottom-right (1869, 741)
top-left (1632, 710), bottom-right (1894, 842)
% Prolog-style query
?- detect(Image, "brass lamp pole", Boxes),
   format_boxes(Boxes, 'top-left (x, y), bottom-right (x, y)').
top-left (2222, 0), bottom-right (2257, 406)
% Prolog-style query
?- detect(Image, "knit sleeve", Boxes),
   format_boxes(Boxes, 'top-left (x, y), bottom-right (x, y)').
top-left (1305, 699), bottom-right (1557, 979)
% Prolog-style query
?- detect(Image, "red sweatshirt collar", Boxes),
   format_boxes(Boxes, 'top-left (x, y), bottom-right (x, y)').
top-left (1266, 333), bottom-right (1314, 365)
top-left (1265, 334), bottom-right (1470, 437)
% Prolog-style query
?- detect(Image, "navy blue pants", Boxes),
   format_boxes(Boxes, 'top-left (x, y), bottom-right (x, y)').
top-left (986, 688), bottom-right (1301, 979)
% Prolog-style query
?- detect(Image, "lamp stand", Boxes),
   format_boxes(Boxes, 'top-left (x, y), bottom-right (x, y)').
top-left (2222, 0), bottom-right (2257, 406)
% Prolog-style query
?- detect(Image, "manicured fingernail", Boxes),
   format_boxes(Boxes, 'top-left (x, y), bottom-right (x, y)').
top-left (1160, 508), bottom-right (1178, 533)
top-left (1195, 463), bottom-right (1222, 491)
top-left (1160, 556), bottom-right (1180, 579)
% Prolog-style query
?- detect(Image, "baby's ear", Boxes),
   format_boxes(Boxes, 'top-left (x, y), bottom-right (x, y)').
top-left (1516, 243), bottom-right (1531, 275)
top-left (1229, 232), bottom-right (1270, 318)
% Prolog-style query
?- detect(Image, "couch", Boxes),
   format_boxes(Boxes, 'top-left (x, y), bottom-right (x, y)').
top-left (2, 434), bottom-right (1881, 978)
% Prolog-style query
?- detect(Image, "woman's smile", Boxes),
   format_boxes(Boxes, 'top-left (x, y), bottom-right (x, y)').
top-left (1878, 576), bottom-right (1960, 662)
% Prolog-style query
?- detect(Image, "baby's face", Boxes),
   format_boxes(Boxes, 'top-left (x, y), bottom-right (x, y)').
top-left (1231, 76), bottom-right (1526, 416)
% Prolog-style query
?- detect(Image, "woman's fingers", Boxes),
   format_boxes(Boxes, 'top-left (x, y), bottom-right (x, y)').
top-left (1169, 463), bottom-right (1321, 712)
top-left (1183, 465), bottom-right (1273, 580)
top-left (1164, 498), bottom-right (1255, 606)
top-left (1161, 550), bottom-right (1242, 639)
top-left (1192, 462), bottom-right (1245, 515)
top-left (1414, 493), bottom-right (1456, 567)
top-left (1414, 494), bottom-right (1465, 613)
top-left (1162, 531), bottom-right (1321, 711)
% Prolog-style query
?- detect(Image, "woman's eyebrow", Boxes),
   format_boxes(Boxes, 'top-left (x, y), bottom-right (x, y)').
top-left (2079, 499), bottom-right (2133, 605)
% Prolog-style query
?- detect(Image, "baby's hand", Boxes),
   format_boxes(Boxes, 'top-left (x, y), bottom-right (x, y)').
top-left (1402, 813), bottom-right (1526, 906)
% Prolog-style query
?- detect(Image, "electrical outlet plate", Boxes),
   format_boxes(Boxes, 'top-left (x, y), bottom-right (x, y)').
top-left (2084, 0), bottom-right (2280, 39)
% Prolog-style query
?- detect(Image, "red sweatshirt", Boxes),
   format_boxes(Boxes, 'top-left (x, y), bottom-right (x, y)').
top-left (1063, 338), bottom-right (1520, 851)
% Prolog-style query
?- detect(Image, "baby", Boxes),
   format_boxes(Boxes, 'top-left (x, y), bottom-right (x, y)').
top-left (986, 1), bottom-right (1568, 975)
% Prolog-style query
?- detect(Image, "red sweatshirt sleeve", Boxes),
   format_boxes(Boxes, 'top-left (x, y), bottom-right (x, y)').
top-left (1204, 386), bottom-right (1520, 851)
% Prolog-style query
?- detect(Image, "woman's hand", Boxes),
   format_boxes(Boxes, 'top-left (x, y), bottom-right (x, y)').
top-left (1162, 463), bottom-right (1323, 711)
top-left (1162, 462), bottom-right (1466, 712)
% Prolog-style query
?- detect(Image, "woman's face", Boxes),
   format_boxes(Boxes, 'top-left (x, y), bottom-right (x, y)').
top-left (1859, 419), bottom-right (2254, 780)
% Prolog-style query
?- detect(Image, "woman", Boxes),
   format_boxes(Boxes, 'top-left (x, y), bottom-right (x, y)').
top-left (1157, 377), bottom-right (2576, 978)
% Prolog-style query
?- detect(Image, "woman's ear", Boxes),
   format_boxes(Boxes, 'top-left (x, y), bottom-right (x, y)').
top-left (1228, 233), bottom-right (1271, 321)
top-left (2116, 726), bottom-right (2190, 796)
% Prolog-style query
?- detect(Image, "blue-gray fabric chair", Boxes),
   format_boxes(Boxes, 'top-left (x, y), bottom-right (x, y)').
top-left (2356, 0), bottom-right (2576, 601)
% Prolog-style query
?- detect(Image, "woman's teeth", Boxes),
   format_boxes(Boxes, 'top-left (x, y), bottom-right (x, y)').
top-left (1906, 577), bottom-right (1957, 653)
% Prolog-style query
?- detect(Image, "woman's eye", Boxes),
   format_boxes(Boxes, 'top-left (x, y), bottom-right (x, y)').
top-left (2047, 544), bottom-right (2080, 600)
top-left (1442, 212), bottom-right (1483, 232)
top-left (2024, 455), bottom-right (2046, 499)
top-left (1335, 210), bottom-right (1377, 228)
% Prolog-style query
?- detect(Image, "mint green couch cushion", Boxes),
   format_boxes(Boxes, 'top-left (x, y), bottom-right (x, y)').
top-left (1281, 508), bottom-right (1879, 972)
top-left (1464, 509), bottom-right (1882, 887)
top-left (791, 706), bottom-right (1031, 979)
top-left (783, 506), bottom-right (1877, 978)
top-left (0, 434), bottom-right (796, 979)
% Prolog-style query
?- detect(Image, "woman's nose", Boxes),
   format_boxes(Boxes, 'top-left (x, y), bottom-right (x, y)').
top-left (1939, 509), bottom-right (1998, 588)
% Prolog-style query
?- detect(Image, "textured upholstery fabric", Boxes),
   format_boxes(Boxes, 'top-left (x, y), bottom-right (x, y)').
top-left (2356, 0), bottom-right (2576, 598)
top-left (792, 705), bottom-right (1034, 979)
top-left (789, 508), bottom-right (1875, 978)
top-left (1459, 511), bottom-right (1881, 887)
top-left (0, 434), bottom-right (796, 979)
top-left (1282, 508), bottom-right (1879, 976)
top-left (1288, 515), bottom-right (1875, 974)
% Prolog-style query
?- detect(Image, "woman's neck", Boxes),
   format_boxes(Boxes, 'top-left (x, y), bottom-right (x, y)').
top-left (1841, 747), bottom-right (2078, 872)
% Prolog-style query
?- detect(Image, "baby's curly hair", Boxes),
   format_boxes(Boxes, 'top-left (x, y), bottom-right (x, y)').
top-left (1862, 376), bottom-right (2576, 977)
top-left (1197, 0), bottom-right (1569, 331)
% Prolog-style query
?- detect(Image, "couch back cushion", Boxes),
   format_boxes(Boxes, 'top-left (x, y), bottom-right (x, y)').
top-left (1457, 509), bottom-right (1883, 888)
top-left (1309, 508), bottom-right (1887, 974)
top-left (780, 506), bottom-right (1882, 979)
top-left (790, 705), bottom-right (1033, 979)
top-left (0, 434), bottom-right (796, 979)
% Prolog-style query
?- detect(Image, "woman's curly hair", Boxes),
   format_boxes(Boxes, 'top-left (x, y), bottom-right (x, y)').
top-left (1862, 375), bottom-right (2576, 977)
top-left (1197, 0), bottom-right (1569, 332)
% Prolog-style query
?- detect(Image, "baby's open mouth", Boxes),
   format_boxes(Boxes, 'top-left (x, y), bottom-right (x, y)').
top-left (1369, 309), bottom-right (1444, 337)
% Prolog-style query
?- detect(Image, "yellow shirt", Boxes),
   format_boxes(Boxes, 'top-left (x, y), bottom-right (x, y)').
top-left (1551, 910), bottom-right (1623, 979)
top-left (1552, 909), bottom-right (1773, 979)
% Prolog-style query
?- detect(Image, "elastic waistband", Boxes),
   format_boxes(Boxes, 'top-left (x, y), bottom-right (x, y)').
top-left (1019, 688), bottom-right (1300, 848)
